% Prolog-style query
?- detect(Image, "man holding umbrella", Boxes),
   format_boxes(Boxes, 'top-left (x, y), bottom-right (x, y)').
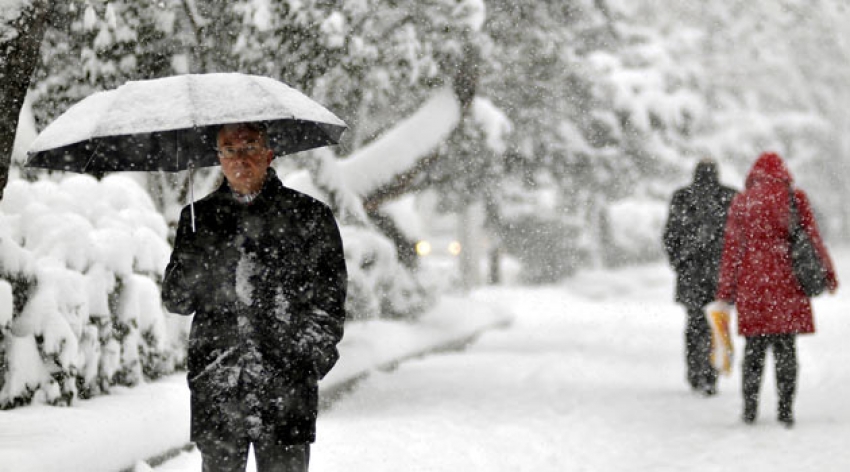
top-left (162, 121), bottom-right (347, 472)
top-left (26, 73), bottom-right (350, 471)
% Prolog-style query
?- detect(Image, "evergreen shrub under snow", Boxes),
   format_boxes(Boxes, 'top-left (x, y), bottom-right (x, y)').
top-left (0, 175), bottom-right (189, 408)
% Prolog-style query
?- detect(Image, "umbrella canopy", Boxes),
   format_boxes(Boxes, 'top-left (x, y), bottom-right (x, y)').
top-left (25, 73), bottom-right (347, 173)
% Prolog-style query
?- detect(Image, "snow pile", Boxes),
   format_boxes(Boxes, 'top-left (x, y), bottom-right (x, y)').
top-left (0, 174), bottom-right (189, 408)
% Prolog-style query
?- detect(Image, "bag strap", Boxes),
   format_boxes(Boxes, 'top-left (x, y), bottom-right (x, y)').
top-left (788, 186), bottom-right (801, 231)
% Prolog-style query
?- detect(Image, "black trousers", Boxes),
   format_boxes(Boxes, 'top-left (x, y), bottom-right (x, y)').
top-left (685, 306), bottom-right (717, 390)
top-left (742, 334), bottom-right (797, 416)
top-left (194, 362), bottom-right (312, 472)
top-left (197, 438), bottom-right (310, 472)
top-left (195, 380), bottom-right (310, 472)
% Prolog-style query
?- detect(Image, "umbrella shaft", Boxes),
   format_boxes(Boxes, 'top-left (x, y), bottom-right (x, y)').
top-left (189, 165), bottom-right (196, 232)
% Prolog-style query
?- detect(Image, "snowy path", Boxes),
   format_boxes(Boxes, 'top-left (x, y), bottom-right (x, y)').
top-left (158, 251), bottom-right (850, 472)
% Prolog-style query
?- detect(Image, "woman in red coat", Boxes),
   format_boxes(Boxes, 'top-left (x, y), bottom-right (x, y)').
top-left (716, 152), bottom-right (838, 427)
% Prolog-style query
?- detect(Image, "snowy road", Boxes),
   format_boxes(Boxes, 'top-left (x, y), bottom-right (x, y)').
top-left (158, 251), bottom-right (850, 472)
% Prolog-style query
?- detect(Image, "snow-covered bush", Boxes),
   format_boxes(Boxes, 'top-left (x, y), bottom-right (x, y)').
top-left (0, 175), bottom-right (189, 408)
top-left (603, 197), bottom-right (668, 266)
top-left (340, 226), bottom-right (435, 321)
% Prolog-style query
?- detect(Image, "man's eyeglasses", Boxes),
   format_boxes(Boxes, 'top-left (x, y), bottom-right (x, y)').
top-left (217, 144), bottom-right (265, 159)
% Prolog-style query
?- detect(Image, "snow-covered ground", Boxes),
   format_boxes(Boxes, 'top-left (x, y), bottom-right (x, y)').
top-left (0, 295), bottom-right (510, 472)
top-left (1, 248), bottom-right (847, 472)
top-left (156, 247), bottom-right (850, 472)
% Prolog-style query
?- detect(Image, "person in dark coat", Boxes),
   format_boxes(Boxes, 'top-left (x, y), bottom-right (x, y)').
top-left (162, 122), bottom-right (347, 472)
top-left (663, 158), bottom-right (737, 396)
top-left (716, 152), bottom-right (837, 427)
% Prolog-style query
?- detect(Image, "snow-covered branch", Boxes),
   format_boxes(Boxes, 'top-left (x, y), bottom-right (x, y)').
top-left (339, 86), bottom-right (462, 199)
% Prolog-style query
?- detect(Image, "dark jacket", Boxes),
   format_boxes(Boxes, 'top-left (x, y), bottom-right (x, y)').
top-left (162, 168), bottom-right (347, 445)
top-left (663, 161), bottom-right (737, 309)
top-left (716, 152), bottom-right (838, 336)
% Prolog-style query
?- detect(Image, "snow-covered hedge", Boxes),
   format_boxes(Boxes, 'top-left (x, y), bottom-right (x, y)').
top-left (0, 175), bottom-right (189, 408)
top-left (604, 197), bottom-right (668, 265)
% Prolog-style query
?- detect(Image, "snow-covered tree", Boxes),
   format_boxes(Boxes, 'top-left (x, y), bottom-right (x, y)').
top-left (480, 1), bottom-right (630, 278)
top-left (479, 0), bottom-right (850, 275)
top-left (588, 0), bottom-right (850, 259)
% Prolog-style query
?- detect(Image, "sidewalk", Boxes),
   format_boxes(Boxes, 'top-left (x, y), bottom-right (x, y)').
top-left (0, 295), bottom-right (512, 472)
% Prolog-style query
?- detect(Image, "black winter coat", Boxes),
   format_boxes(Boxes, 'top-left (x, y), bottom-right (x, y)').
top-left (162, 168), bottom-right (347, 445)
top-left (663, 162), bottom-right (737, 309)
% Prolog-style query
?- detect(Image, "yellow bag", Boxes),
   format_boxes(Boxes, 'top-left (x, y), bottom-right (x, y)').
top-left (705, 302), bottom-right (734, 375)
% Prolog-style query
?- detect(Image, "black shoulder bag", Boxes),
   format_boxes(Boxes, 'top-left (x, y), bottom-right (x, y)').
top-left (788, 187), bottom-right (828, 297)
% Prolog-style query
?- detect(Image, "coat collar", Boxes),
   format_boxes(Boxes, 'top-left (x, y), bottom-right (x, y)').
top-left (216, 167), bottom-right (286, 206)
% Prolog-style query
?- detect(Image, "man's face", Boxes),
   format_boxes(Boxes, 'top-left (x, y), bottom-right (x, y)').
top-left (217, 125), bottom-right (274, 193)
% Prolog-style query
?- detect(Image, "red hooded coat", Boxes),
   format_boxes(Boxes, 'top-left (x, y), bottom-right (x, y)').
top-left (716, 152), bottom-right (838, 336)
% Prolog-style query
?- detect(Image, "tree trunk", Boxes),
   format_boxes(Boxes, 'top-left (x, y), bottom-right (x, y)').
top-left (483, 194), bottom-right (503, 285)
top-left (487, 246), bottom-right (501, 285)
top-left (0, 0), bottom-right (52, 200)
top-left (458, 203), bottom-right (480, 291)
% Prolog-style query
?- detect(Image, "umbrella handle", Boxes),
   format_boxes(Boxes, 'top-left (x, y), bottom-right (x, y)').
top-left (189, 164), bottom-right (196, 233)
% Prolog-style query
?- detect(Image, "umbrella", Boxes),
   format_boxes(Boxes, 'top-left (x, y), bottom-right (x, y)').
top-left (25, 72), bottom-right (347, 173)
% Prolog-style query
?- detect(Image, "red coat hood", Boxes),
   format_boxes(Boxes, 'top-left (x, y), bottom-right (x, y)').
top-left (745, 152), bottom-right (792, 189)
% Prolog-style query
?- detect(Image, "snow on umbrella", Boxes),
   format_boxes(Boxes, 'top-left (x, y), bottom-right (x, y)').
top-left (25, 72), bottom-right (347, 173)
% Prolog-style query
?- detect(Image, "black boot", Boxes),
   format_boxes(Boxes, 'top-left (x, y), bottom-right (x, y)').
top-left (778, 401), bottom-right (794, 428)
top-left (742, 336), bottom-right (768, 425)
top-left (742, 399), bottom-right (757, 424)
top-left (700, 382), bottom-right (717, 397)
top-left (775, 335), bottom-right (797, 429)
